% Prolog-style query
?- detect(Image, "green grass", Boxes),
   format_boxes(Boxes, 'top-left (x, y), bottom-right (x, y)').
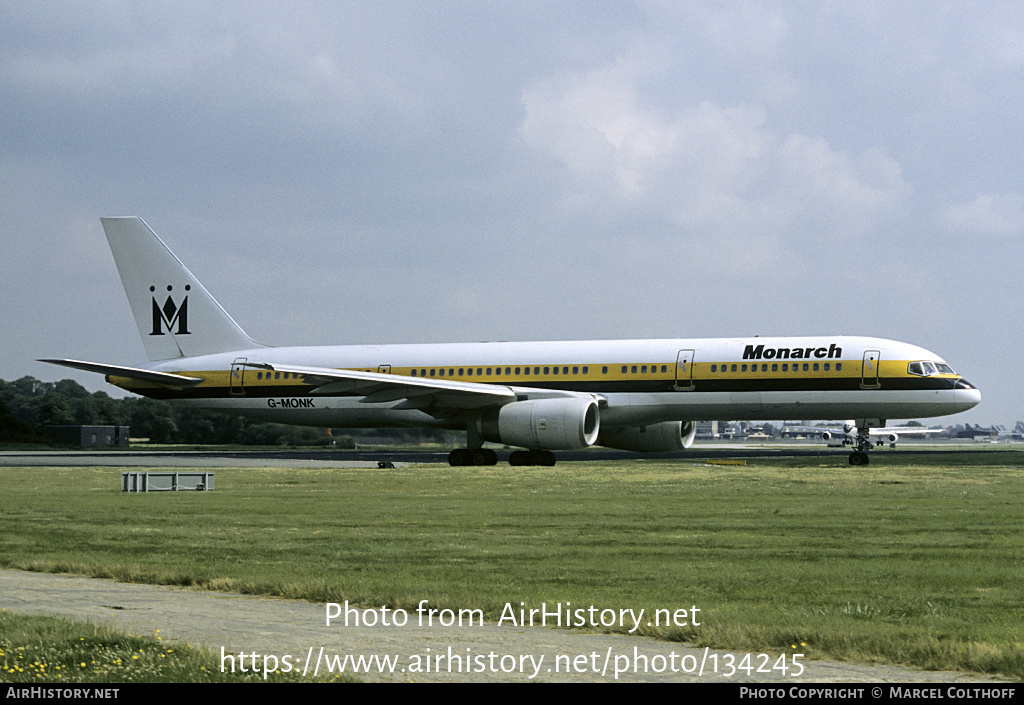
top-left (1, 451), bottom-right (1022, 679)
top-left (0, 610), bottom-right (355, 682)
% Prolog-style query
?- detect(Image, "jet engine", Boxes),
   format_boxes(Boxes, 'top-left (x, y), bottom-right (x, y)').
top-left (479, 397), bottom-right (600, 450)
top-left (598, 421), bottom-right (697, 453)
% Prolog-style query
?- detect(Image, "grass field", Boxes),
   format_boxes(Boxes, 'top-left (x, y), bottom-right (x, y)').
top-left (0, 611), bottom-right (355, 682)
top-left (1, 449), bottom-right (1022, 679)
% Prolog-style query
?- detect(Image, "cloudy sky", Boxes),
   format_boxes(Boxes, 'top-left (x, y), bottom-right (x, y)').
top-left (3, 1), bottom-right (1021, 425)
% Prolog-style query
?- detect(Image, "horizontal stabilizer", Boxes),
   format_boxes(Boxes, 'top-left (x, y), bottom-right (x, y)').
top-left (39, 359), bottom-right (205, 388)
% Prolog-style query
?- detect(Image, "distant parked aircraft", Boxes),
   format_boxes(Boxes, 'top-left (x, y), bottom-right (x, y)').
top-left (784, 421), bottom-right (943, 447)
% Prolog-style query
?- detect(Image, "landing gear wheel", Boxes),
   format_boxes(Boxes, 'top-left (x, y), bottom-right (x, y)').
top-left (508, 450), bottom-right (557, 466)
top-left (449, 448), bottom-right (498, 466)
top-left (849, 451), bottom-right (870, 466)
top-left (471, 449), bottom-right (498, 466)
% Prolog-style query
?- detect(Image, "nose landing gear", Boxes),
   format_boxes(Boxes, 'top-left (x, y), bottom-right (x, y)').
top-left (848, 420), bottom-right (882, 466)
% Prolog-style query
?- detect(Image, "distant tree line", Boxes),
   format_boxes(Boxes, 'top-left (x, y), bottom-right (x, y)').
top-left (0, 376), bottom-right (456, 447)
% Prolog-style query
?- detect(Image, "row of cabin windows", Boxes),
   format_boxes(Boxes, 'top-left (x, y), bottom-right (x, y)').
top-left (255, 371), bottom-right (293, 380)
top-left (412, 365), bottom-right (592, 378)
top-left (254, 365), bottom-right (660, 381)
top-left (625, 365), bottom-right (669, 374)
top-left (410, 364), bottom-right (675, 378)
top-left (253, 362), bottom-right (845, 382)
top-left (711, 362), bottom-right (843, 373)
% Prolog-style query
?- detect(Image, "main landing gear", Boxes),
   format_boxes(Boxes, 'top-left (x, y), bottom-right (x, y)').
top-left (447, 448), bottom-right (558, 466)
top-left (449, 416), bottom-right (558, 467)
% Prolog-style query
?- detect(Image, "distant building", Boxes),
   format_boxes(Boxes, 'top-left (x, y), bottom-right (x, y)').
top-left (695, 421), bottom-right (737, 440)
top-left (44, 425), bottom-right (130, 447)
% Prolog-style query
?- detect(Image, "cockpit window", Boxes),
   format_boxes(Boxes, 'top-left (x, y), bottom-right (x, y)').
top-left (908, 360), bottom-right (954, 376)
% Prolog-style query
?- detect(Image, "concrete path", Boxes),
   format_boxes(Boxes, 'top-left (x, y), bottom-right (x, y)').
top-left (0, 569), bottom-right (1010, 684)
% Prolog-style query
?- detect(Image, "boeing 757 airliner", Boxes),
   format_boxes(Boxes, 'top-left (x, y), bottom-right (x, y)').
top-left (42, 217), bottom-right (980, 466)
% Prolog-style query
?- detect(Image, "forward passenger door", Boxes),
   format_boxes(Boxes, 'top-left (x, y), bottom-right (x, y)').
top-left (675, 350), bottom-right (695, 391)
top-left (861, 350), bottom-right (881, 389)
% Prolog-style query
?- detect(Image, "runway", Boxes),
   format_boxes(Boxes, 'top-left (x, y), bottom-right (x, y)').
top-left (0, 443), bottom-right (998, 468)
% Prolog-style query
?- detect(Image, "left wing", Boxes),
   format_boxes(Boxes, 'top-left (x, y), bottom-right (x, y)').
top-left (39, 358), bottom-right (205, 388)
top-left (245, 362), bottom-right (518, 411)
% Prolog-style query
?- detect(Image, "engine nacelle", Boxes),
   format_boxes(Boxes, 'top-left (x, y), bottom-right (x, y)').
top-left (598, 421), bottom-right (696, 453)
top-left (885, 432), bottom-right (898, 444)
top-left (479, 397), bottom-right (600, 450)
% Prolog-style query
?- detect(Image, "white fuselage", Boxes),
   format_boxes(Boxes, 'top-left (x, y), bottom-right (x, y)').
top-left (131, 335), bottom-right (980, 430)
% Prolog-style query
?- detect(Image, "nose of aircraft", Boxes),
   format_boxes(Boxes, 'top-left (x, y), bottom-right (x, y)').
top-left (954, 379), bottom-right (981, 412)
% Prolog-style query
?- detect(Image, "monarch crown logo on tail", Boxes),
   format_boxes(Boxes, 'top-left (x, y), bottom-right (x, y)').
top-left (150, 284), bottom-right (191, 336)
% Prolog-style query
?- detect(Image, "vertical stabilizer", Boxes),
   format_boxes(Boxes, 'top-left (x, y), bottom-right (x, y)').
top-left (101, 217), bottom-right (263, 361)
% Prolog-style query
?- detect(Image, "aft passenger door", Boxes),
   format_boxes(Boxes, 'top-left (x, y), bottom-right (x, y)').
top-left (675, 350), bottom-right (695, 391)
top-left (230, 358), bottom-right (247, 397)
